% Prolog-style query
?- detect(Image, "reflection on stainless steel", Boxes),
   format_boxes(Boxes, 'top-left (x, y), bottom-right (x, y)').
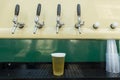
top-left (35, 40), bottom-right (58, 55)
top-left (15, 40), bottom-right (58, 56)
top-left (15, 40), bottom-right (32, 57)
top-left (68, 40), bottom-right (90, 56)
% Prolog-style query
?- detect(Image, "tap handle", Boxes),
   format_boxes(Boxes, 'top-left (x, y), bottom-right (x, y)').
top-left (36, 3), bottom-right (41, 16)
top-left (57, 4), bottom-right (61, 16)
top-left (77, 4), bottom-right (81, 17)
top-left (15, 4), bottom-right (20, 16)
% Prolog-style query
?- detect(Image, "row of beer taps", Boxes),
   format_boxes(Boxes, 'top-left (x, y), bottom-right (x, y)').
top-left (12, 4), bottom-right (45, 34)
top-left (11, 3), bottom-right (85, 34)
top-left (11, 4), bottom-right (119, 34)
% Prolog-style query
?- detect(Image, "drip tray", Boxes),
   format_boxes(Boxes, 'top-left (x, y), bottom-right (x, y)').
top-left (0, 63), bottom-right (119, 79)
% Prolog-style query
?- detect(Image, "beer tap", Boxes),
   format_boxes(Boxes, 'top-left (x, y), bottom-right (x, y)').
top-left (75, 4), bottom-right (84, 34)
top-left (11, 4), bottom-right (25, 34)
top-left (33, 3), bottom-right (44, 34)
top-left (56, 4), bottom-right (64, 34)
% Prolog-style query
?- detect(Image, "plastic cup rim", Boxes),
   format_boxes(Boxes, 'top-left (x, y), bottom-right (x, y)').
top-left (51, 53), bottom-right (66, 57)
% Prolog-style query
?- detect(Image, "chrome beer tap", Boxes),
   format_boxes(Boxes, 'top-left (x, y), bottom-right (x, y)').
top-left (11, 4), bottom-right (25, 34)
top-left (56, 4), bottom-right (64, 34)
top-left (75, 4), bottom-right (84, 34)
top-left (33, 3), bottom-right (44, 34)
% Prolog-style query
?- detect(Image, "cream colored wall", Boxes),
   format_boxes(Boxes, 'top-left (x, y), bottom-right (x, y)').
top-left (0, 0), bottom-right (120, 39)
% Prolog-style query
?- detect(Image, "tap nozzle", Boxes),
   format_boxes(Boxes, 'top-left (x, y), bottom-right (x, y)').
top-left (75, 17), bottom-right (84, 34)
top-left (75, 4), bottom-right (84, 34)
top-left (56, 16), bottom-right (64, 34)
top-left (33, 4), bottom-right (44, 34)
top-left (11, 24), bottom-right (17, 34)
top-left (11, 4), bottom-right (25, 34)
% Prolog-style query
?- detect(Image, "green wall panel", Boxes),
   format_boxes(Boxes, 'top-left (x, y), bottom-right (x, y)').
top-left (0, 39), bottom-right (109, 62)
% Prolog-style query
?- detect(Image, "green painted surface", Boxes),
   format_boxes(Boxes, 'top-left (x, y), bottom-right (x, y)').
top-left (0, 39), bottom-right (113, 62)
